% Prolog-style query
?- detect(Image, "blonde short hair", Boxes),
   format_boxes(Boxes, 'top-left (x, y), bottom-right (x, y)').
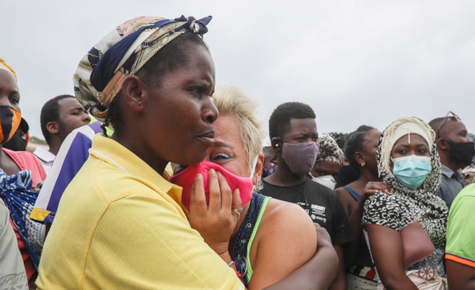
top-left (212, 86), bottom-right (266, 171)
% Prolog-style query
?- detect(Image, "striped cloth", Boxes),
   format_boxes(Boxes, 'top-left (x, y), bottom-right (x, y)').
top-left (30, 121), bottom-right (103, 223)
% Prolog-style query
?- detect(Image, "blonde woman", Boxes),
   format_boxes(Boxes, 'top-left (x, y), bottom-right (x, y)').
top-left (174, 86), bottom-right (339, 289)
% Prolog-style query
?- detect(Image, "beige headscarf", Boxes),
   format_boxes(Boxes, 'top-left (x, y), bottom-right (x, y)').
top-left (379, 116), bottom-right (435, 176)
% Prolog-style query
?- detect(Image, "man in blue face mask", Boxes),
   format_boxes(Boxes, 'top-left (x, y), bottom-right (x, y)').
top-left (429, 113), bottom-right (475, 208)
top-left (260, 102), bottom-right (354, 290)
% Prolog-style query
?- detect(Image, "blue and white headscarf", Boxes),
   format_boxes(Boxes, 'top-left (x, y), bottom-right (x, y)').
top-left (73, 15), bottom-right (212, 123)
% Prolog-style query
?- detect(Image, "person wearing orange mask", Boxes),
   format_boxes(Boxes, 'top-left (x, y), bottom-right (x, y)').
top-left (0, 57), bottom-right (46, 288)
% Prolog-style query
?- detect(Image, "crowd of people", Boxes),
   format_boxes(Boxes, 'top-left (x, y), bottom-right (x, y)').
top-left (0, 15), bottom-right (474, 290)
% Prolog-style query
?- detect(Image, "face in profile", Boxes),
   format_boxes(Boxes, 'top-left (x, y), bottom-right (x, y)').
top-left (143, 44), bottom-right (218, 167)
top-left (57, 98), bottom-right (91, 137)
top-left (361, 129), bottom-right (381, 175)
top-left (439, 118), bottom-right (471, 144)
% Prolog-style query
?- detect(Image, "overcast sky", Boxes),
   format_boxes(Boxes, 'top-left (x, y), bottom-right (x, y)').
top-left (1, 0), bottom-right (474, 139)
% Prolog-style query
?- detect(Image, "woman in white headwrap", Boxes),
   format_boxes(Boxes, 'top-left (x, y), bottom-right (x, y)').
top-left (361, 117), bottom-right (448, 290)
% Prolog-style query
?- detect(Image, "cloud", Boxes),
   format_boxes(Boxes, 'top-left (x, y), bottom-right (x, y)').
top-left (1, 0), bottom-right (474, 138)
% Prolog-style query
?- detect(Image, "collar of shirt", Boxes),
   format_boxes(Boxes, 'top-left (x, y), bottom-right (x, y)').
top-left (441, 164), bottom-right (463, 182)
top-left (33, 146), bottom-right (55, 163)
top-left (89, 134), bottom-right (184, 217)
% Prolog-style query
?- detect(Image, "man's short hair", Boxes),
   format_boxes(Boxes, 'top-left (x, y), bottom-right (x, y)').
top-left (269, 102), bottom-right (316, 140)
top-left (428, 117), bottom-right (445, 135)
top-left (41, 94), bottom-right (75, 145)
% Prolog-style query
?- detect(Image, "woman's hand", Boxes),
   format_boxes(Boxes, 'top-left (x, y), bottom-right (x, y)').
top-left (361, 181), bottom-right (393, 202)
top-left (189, 169), bottom-right (242, 257)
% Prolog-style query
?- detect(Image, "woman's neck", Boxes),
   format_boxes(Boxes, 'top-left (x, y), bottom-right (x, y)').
top-left (111, 132), bottom-right (168, 175)
top-left (359, 168), bottom-right (381, 183)
top-left (348, 169), bottom-right (381, 194)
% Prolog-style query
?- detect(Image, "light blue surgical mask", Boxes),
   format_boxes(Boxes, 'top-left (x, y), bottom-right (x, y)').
top-left (391, 155), bottom-right (432, 189)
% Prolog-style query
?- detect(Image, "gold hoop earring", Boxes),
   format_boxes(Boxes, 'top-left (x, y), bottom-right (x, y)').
top-left (361, 162), bottom-right (366, 167)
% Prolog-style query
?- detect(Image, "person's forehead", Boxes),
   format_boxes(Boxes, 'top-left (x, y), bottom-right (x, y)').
top-left (287, 118), bottom-right (317, 133)
top-left (58, 97), bottom-right (82, 110)
top-left (213, 115), bottom-right (242, 147)
top-left (442, 118), bottom-right (467, 135)
top-left (173, 45), bottom-right (215, 81)
top-left (394, 133), bottom-right (428, 147)
top-left (0, 70), bottom-right (18, 90)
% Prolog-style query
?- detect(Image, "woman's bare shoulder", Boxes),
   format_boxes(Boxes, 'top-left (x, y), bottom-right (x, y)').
top-left (247, 197), bottom-right (317, 289)
top-left (259, 198), bottom-right (315, 237)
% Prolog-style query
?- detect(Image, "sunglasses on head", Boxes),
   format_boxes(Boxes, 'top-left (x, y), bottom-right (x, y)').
top-left (437, 111), bottom-right (461, 139)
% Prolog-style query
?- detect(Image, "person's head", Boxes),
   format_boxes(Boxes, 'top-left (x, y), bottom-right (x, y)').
top-left (344, 125), bottom-right (381, 177)
top-left (310, 134), bottom-right (344, 189)
top-left (0, 58), bottom-right (22, 145)
top-left (378, 117), bottom-right (441, 192)
top-left (429, 112), bottom-right (474, 168)
top-left (206, 86), bottom-right (266, 183)
top-left (171, 86), bottom-right (266, 211)
top-left (328, 132), bottom-right (347, 150)
top-left (40, 95), bottom-right (91, 147)
top-left (74, 16), bottom-right (218, 169)
top-left (268, 102), bottom-right (318, 177)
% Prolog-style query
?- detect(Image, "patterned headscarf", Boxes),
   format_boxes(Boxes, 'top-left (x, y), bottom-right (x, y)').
top-left (0, 57), bottom-right (17, 82)
top-left (74, 15), bottom-right (212, 122)
top-left (315, 134), bottom-right (344, 166)
top-left (362, 117), bottom-right (448, 249)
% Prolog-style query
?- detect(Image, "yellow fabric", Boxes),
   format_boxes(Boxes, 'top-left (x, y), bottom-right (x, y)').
top-left (36, 134), bottom-right (242, 290)
top-left (0, 57), bottom-right (17, 82)
top-left (28, 208), bottom-right (50, 222)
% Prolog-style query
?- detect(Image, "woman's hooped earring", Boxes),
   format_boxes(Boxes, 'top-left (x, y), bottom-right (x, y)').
top-left (361, 162), bottom-right (366, 167)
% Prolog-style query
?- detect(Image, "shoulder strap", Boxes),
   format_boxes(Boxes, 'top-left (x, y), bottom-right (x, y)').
top-left (343, 185), bottom-right (360, 201)
top-left (231, 193), bottom-right (267, 287)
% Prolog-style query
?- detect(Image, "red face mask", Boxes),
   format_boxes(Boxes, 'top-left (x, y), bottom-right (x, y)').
top-left (171, 160), bottom-right (254, 212)
top-left (0, 106), bottom-right (21, 144)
